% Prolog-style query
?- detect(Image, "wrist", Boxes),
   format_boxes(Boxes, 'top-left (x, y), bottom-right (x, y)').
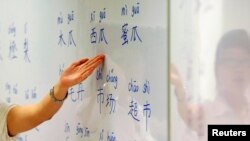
top-left (53, 82), bottom-right (69, 100)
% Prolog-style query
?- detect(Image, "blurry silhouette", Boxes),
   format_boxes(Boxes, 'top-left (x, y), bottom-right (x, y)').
top-left (171, 29), bottom-right (250, 140)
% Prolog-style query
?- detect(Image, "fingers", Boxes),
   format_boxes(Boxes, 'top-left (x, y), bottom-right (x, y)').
top-left (80, 59), bottom-right (103, 76)
top-left (83, 54), bottom-right (105, 67)
top-left (71, 58), bottom-right (89, 67)
top-left (186, 104), bottom-right (204, 135)
top-left (79, 54), bottom-right (104, 70)
top-left (79, 67), bottom-right (96, 82)
top-left (79, 54), bottom-right (105, 81)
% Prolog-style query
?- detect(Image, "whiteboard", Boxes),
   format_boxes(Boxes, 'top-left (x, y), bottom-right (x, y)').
top-left (0, 0), bottom-right (167, 141)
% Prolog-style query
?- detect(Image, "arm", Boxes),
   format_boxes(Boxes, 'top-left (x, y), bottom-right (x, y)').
top-left (170, 63), bottom-right (204, 135)
top-left (170, 64), bottom-right (189, 122)
top-left (7, 54), bottom-right (105, 136)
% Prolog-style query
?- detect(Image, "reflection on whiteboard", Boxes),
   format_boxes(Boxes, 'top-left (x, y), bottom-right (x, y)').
top-left (171, 0), bottom-right (250, 141)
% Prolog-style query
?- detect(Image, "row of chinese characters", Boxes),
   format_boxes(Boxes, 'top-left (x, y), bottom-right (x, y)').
top-left (95, 66), bottom-right (152, 132)
top-left (0, 22), bottom-right (31, 62)
top-left (5, 82), bottom-right (37, 103)
top-left (89, 2), bottom-right (143, 47)
top-left (57, 11), bottom-right (76, 47)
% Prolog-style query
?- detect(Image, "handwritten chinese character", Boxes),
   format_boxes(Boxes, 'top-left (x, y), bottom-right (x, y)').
top-left (76, 83), bottom-right (84, 101)
top-left (128, 99), bottom-right (140, 121)
top-left (68, 30), bottom-right (76, 47)
top-left (143, 101), bottom-right (151, 131)
top-left (68, 87), bottom-right (75, 102)
top-left (99, 28), bottom-right (108, 45)
top-left (58, 30), bottom-right (66, 46)
top-left (131, 26), bottom-right (142, 42)
top-left (90, 27), bottom-right (97, 44)
top-left (23, 38), bottom-right (30, 63)
top-left (97, 88), bottom-right (104, 114)
top-left (106, 94), bottom-right (116, 114)
top-left (121, 23), bottom-right (129, 46)
top-left (69, 84), bottom-right (84, 103)
top-left (9, 41), bottom-right (17, 60)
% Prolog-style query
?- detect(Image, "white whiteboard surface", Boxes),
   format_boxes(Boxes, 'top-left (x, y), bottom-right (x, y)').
top-left (0, 0), bottom-right (167, 141)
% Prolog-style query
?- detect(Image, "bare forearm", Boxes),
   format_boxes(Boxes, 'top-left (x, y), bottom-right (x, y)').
top-left (7, 54), bottom-right (104, 136)
top-left (36, 82), bottom-right (68, 121)
top-left (7, 82), bottom-right (68, 136)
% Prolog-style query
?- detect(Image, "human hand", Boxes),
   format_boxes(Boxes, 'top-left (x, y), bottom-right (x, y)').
top-left (58, 54), bottom-right (105, 91)
top-left (186, 104), bottom-right (205, 136)
top-left (171, 64), bottom-right (205, 136)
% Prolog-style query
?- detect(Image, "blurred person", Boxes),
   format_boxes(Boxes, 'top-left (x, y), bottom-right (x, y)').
top-left (171, 29), bottom-right (250, 140)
